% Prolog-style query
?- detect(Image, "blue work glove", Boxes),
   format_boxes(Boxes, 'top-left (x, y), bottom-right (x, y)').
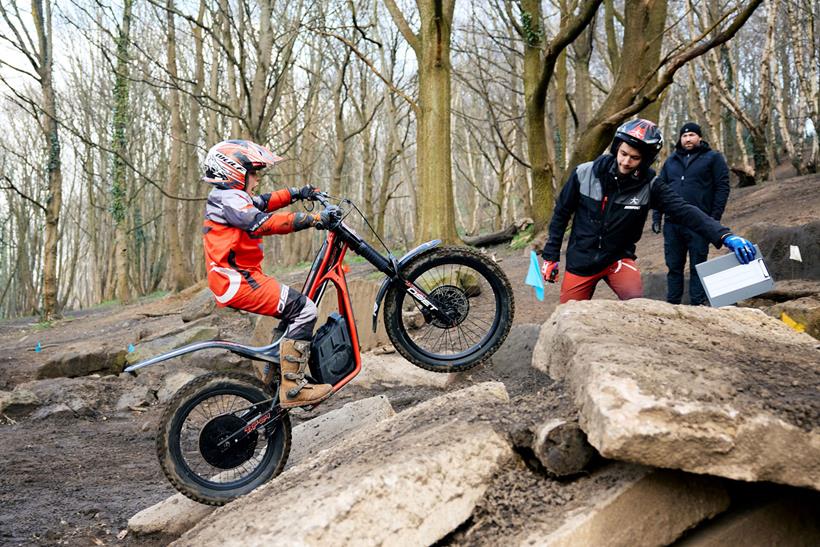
top-left (722, 234), bottom-right (757, 264)
top-left (651, 219), bottom-right (662, 234)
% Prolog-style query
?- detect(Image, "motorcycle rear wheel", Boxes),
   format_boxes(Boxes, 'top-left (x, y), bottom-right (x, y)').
top-left (383, 246), bottom-right (514, 372)
top-left (156, 371), bottom-right (291, 506)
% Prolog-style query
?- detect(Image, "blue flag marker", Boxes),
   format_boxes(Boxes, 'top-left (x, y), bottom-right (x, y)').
top-left (525, 250), bottom-right (545, 302)
top-left (128, 343), bottom-right (135, 353)
top-left (35, 341), bottom-right (42, 353)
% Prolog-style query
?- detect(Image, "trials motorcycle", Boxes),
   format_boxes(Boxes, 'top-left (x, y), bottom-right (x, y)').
top-left (125, 192), bottom-right (514, 505)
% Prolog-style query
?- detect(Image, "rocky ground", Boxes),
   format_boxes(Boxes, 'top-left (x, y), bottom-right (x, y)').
top-left (0, 174), bottom-right (818, 546)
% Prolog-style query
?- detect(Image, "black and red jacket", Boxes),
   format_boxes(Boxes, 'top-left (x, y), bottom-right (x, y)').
top-left (542, 154), bottom-right (730, 276)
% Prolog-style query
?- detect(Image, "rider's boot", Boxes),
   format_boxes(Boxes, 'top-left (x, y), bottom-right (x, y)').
top-left (278, 337), bottom-right (332, 408)
top-left (253, 323), bottom-right (287, 384)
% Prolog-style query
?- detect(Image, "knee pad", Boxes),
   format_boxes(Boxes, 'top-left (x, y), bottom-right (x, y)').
top-left (281, 292), bottom-right (318, 341)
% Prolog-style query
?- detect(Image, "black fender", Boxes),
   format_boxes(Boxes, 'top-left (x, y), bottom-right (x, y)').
top-left (372, 239), bottom-right (441, 332)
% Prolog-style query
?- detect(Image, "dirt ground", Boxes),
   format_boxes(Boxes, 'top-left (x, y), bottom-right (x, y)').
top-left (0, 175), bottom-right (817, 545)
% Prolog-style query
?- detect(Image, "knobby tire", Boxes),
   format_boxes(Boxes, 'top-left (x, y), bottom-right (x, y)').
top-left (383, 246), bottom-right (514, 373)
top-left (156, 371), bottom-right (291, 506)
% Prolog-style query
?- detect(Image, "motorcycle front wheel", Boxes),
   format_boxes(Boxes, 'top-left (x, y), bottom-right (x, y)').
top-left (156, 371), bottom-right (291, 506)
top-left (383, 246), bottom-right (514, 373)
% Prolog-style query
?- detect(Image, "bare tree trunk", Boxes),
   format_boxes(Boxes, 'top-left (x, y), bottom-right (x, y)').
top-left (786, 0), bottom-right (819, 172)
top-left (331, 49), bottom-right (352, 197)
top-left (111, 0), bottom-right (134, 303)
top-left (573, 22), bottom-right (594, 133)
top-left (30, 0), bottom-right (63, 320)
top-left (518, 0), bottom-right (602, 232)
top-left (554, 49), bottom-right (568, 174)
top-left (186, 0), bottom-right (207, 281)
top-left (164, 0), bottom-right (193, 291)
top-left (603, 0), bottom-right (621, 75)
top-left (385, 0), bottom-right (459, 244)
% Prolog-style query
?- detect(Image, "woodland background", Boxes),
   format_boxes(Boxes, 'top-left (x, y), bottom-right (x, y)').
top-left (0, 0), bottom-right (817, 320)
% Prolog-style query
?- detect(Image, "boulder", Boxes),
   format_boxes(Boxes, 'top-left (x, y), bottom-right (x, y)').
top-left (17, 376), bottom-right (123, 417)
top-left (350, 351), bottom-right (452, 389)
top-left (36, 341), bottom-right (127, 379)
top-left (518, 465), bottom-right (729, 546)
top-left (745, 220), bottom-right (820, 281)
top-left (531, 419), bottom-right (596, 477)
top-left (129, 395), bottom-right (396, 537)
top-left (0, 389), bottom-right (39, 417)
top-left (180, 288), bottom-right (217, 323)
top-left (180, 348), bottom-right (251, 372)
top-left (115, 385), bottom-right (156, 411)
top-left (174, 383), bottom-right (512, 546)
top-left (534, 299), bottom-right (820, 490)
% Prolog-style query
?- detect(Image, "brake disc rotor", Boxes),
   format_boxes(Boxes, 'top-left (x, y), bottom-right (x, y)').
top-left (428, 284), bottom-right (470, 328)
top-left (199, 414), bottom-right (258, 470)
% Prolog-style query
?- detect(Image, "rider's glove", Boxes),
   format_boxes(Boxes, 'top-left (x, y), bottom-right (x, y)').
top-left (651, 219), bottom-right (662, 234)
top-left (541, 260), bottom-right (560, 284)
top-left (290, 184), bottom-right (318, 202)
top-left (315, 205), bottom-right (342, 230)
top-left (722, 234), bottom-right (757, 264)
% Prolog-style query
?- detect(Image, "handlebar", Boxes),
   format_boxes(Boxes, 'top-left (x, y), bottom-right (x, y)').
top-left (311, 191), bottom-right (331, 208)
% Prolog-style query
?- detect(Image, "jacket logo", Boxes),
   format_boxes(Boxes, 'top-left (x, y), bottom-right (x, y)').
top-left (624, 196), bottom-right (641, 210)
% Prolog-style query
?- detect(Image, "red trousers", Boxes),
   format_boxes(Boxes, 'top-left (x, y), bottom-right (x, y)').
top-left (559, 258), bottom-right (643, 304)
top-left (208, 266), bottom-right (289, 316)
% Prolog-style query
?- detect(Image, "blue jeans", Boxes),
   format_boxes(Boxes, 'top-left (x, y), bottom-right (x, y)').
top-left (663, 222), bottom-right (709, 305)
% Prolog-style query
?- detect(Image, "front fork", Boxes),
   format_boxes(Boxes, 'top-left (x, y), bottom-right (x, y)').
top-left (371, 240), bottom-right (443, 331)
top-left (401, 280), bottom-right (456, 326)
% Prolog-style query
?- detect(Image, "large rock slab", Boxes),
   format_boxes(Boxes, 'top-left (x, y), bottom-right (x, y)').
top-left (534, 299), bottom-right (820, 490)
top-left (16, 375), bottom-right (124, 418)
top-left (350, 351), bottom-right (452, 389)
top-left (129, 395), bottom-right (395, 537)
top-left (0, 389), bottom-right (39, 417)
top-left (174, 383), bottom-right (512, 546)
top-left (678, 491), bottom-right (820, 546)
top-left (448, 459), bottom-right (728, 546)
top-left (180, 288), bottom-right (217, 322)
top-left (36, 341), bottom-right (127, 379)
top-left (286, 394), bottom-right (394, 467)
top-left (519, 465), bottom-right (728, 546)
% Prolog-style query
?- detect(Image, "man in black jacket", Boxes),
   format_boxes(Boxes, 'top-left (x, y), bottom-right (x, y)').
top-left (652, 123), bottom-right (731, 305)
top-left (540, 119), bottom-right (754, 303)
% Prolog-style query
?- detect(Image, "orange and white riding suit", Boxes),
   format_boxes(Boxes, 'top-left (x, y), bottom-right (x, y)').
top-left (203, 186), bottom-right (321, 340)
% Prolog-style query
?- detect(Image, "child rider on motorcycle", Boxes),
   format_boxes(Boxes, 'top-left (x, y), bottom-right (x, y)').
top-left (201, 139), bottom-right (342, 408)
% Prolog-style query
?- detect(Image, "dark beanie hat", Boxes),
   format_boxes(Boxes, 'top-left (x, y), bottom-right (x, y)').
top-left (679, 122), bottom-right (703, 137)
